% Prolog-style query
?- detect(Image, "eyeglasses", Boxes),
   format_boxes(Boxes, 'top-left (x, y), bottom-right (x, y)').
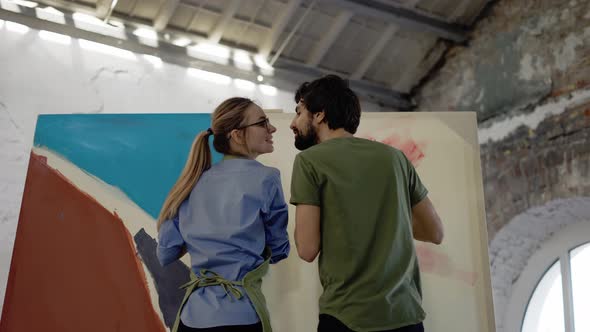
top-left (236, 118), bottom-right (271, 131)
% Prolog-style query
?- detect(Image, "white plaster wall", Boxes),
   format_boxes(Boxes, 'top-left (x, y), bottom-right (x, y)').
top-left (0, 22), bottom-right (385, 316)
top-left (489, 197), bottom-right (590, 332)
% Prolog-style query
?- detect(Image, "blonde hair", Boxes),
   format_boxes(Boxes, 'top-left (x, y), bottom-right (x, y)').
top-left (157, 97), bottom-right (254, 230)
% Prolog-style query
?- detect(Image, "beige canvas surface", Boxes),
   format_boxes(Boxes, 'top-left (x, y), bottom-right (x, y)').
top-left (257, 112), bottom-right (495, 332)
top-left (26, 112), bottom-right (494, 332)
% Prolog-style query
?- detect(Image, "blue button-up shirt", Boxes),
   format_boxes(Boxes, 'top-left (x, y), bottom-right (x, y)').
top-left (157, 158), bottom-right (290, 328)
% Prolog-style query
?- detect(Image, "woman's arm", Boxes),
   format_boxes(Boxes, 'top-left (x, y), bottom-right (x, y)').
top-left (157, 215), bottom-right (187, 266)
top-left (263, 172), bottom-right (290, 264)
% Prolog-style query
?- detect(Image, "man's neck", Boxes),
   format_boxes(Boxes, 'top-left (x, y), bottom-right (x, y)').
top-left (318, 128), bottom-right (353, 143)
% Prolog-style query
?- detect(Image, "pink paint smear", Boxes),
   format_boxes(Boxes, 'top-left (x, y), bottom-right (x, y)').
top-left (415, 244), bottom-right (478, 286)
top-left (363, 133), bottom-right (427, 166)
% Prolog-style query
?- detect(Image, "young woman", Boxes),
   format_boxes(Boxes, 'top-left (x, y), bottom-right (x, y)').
top-left (157, 97), bottom-right (290, 332)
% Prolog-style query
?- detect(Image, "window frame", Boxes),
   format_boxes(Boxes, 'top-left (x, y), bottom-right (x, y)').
top-left (504, 221), bottom-right (590, 332)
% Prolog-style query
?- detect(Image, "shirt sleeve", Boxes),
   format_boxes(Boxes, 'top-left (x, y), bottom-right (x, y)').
top-left (263, 170), bottom-right (290, 264)
top-left (405, 154), bottom-right (429, 206)
top-left (157, 214), bottom-right (185, 267)
top-left (289, 153), bottom-right (321, 206)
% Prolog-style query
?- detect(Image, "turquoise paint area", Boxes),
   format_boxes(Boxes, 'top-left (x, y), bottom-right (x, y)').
top-left (34, 114), bottom-right (221, 220)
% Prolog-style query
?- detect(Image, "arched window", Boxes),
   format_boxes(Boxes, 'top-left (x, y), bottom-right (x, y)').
top-left (505, 222), bottom-right (590, 332)
top-left (521, 259), bottom-right (564, 331)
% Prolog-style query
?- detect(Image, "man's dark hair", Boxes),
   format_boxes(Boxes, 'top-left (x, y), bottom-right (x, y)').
top-left (294, 75), bottom-right (361, 134)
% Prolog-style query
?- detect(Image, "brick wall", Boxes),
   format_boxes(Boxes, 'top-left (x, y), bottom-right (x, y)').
top-left (482, 102), bottom-right (590, 239)
top-left (416, 1), bottom-right (590, 329)
top-left (416, 0), bottom-right (590, 122)
top-left (416, 0), bottom-right (590, 236)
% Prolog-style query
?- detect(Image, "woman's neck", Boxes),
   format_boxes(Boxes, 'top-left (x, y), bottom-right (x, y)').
top-left (223, 153), bottom-right (255, 160)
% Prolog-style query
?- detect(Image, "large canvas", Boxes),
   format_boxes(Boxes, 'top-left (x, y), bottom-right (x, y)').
top-left (0, 112), bottom-right (494, 332)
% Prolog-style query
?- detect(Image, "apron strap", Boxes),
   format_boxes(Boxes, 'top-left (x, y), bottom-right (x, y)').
top-left (172, 248), bottom-right (273, 332)
top-left (180, 269), bottom-right (245, 300)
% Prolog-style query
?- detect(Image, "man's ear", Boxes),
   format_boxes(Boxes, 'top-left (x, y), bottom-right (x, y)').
top-left (313, 111), bottom-right (325, 125)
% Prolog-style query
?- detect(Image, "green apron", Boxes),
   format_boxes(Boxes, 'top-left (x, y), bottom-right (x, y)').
top-left (171, 248), bottom-right (272, 332)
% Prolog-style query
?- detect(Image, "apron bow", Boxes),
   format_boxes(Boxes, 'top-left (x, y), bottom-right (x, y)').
top-left (180, 269), bottom-right (244, 300)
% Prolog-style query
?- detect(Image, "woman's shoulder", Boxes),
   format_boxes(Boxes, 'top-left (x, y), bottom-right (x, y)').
top-left (214, 159), bottom-right (281, 183)
top-left (253, 163), bottom-right (281, 184)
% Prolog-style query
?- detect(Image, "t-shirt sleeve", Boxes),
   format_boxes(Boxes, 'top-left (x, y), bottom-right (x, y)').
top-left (289, 153), bottom-right (321, 206)
top-left (405, 154), bottom-right (428, 206)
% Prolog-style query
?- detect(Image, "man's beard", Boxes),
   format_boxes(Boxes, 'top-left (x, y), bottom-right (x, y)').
top-left (294, 123), bottom-right (318, 151)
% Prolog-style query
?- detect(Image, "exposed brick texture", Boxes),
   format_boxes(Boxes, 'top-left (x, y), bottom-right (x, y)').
top-left (417, 0), bottom-right (590, 122)
top-left (482, 102), bottom-right (590, 239)
top-left (416, 0), bottom-right (590, 329)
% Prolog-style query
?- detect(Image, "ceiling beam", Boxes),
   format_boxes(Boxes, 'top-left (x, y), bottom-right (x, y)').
top-left (325, 0), bottom-right (468, 42)
top-left (0, 2), bottom-right (412, 110)
top-left (306, 10), bottom-right (352, 66)
top-left (153, 0), bottom-right (180, 31)
top-left (259, 0), bottom-right (302, 59)
top-left (269, 0), bottom-right (315, 66)
top-left (208, 0), bottom-right (240, 44)
top-left (393, 39), bottom-right (446, 92)
top-left (350, 23), bottom-right (398, 80)
top-left (95, 0), bottom-right (116, 19)
top-left (275, 58), bottom-right (412, 109)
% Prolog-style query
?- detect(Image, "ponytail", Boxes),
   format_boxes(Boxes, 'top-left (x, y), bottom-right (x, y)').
top-left (157, 129), bottom-right (212, 230)
top-left (157, 97), bottom-right (254, 230)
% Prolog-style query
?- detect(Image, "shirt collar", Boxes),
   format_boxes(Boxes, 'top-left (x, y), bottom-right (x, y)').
top-left (222, 154), bottom-right (250, 161)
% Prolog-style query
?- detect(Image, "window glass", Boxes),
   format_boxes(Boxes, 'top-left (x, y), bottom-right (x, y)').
top-left (521, 260), bottom-right (564, 332)
top-left (570, 242), bottom-right (590, 332)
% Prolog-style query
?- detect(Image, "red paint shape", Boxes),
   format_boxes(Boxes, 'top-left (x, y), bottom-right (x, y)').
top-left (0, 152), bottom-right (165, 332)
top-left (415, 244), bottom-right (478, 287)
top-left (381, 134), bottom-right (426, 166)
top-left (363, 134), bottom-right (426, 167)
top-left (35, 154), bottom-right (48, 164)
top-left (360, 133), bottom-right (427, 166)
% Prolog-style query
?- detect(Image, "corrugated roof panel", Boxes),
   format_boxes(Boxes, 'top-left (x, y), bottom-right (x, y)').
top-left (167, 3), bottom-right (195, 30)
top-left (223, 20), bottom-right (268, 49)
top-left (184, 0), bottom-right (228, 13)
top-left (235, 0), bottom-right (266, 22)
top-left (391, 35), bottom-right (443, 92)
top-left (275, 5), bottom-right (334, 60)
top-left (112, 0), bottom-right (135, 16)
top-left (417, 0), bottom-right (488, 24)
top-left (30, 0), bottom-right (491, 103)
top-left (318, 18), bottom-right (385, 74)
top-left (257, 0), bottom-right (290, 27)
top-left (75, 0), bottom-right (96, 6)
top-left (185, 8), bottom-right (220, 35)
top-left (279, 31), bottom-right (316, 62)
top-left (364, 39), bottom-right (405, 86)
top-left (364, 30), bottom-right (437, 90)
top-left (296, 5), bottom-right (336, 41)
top-left (126, 0), bottom-right (162, 21)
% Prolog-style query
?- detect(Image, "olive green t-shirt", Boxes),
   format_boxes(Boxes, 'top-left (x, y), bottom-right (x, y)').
top-left (290, 137), bottom-right (428, 331)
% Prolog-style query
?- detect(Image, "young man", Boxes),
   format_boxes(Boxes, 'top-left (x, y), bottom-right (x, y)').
top-left (289, 75), bottom-right (444, 332)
